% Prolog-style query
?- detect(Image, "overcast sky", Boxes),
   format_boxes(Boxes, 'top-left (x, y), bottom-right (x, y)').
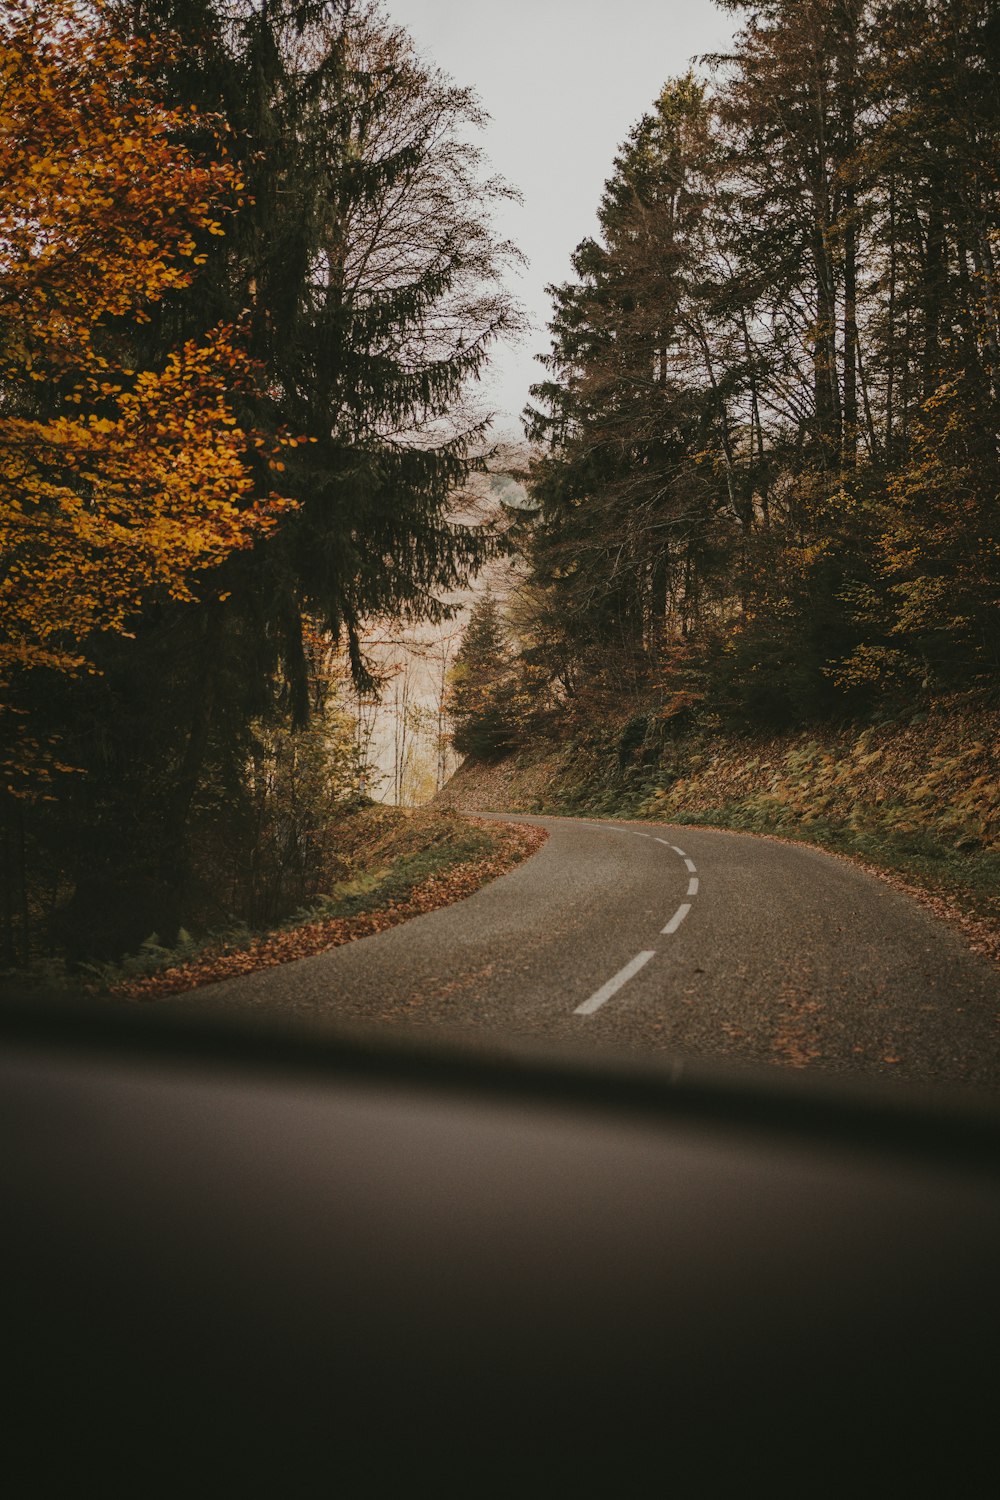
top-left (382, 0), bottom-right (735, 437)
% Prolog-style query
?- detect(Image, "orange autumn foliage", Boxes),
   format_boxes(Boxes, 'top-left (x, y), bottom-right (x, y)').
top-left (0, 0), bottom-right (292, 690)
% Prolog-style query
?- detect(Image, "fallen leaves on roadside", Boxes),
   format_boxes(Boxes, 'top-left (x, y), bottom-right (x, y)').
top-left (771, 993), bottom-right (825, 1069)
top-left (110, 821), bottom-right (547, 1002)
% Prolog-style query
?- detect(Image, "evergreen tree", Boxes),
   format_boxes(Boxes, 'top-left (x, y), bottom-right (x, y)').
top-left (521, 0), bottom-right (1000, 730)
top-left (447, 594), bottom-right (519, 761)
top-left (525, 77), bottom-right (726, 684)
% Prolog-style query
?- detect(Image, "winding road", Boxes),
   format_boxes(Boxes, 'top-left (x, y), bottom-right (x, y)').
top-left (198, 814), bottom-right (1000, 1090)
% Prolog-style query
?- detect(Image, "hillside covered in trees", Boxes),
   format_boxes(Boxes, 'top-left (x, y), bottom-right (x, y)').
top-left (452, 0), bottom-right (998, 755)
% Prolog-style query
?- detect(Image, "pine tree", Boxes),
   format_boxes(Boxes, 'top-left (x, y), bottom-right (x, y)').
top-left (715, 1), bottom-right (869, 467)
top-left (521, 1), bottom-right (1000, 727)
top-left (525, 77), bottom-right (726, 684)
top-left (447, 594), bottom-right (519, 761)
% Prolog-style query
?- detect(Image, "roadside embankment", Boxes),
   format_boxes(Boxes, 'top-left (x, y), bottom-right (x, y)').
top-left (438, 697), bottom-right (1000, 966)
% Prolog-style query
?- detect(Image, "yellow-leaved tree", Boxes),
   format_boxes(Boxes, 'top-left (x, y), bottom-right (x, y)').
top-left (0, 0), bottom-right (291, 786)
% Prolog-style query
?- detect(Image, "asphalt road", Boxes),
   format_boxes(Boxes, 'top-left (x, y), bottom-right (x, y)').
top-left (196, 814), bottom-right (1000, 1090)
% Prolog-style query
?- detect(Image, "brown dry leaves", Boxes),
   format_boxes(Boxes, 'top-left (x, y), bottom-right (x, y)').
top-left (648, 703), bottom-right (1000, 853)
top-left (846, 858), bottom-right (1000, 972)
top-left (111, 821), bottom-right (547, 1002)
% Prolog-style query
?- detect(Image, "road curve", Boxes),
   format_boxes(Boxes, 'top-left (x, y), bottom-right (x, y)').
top-left (194, 815), bottom-right (1000, 1090)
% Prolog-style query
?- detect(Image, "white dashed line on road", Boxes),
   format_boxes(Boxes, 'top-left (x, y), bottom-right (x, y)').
top-left (662, 903), bottom-right (692, 936)
top-left (575, 950), bottom-right (657, 1016)
top-left (572, 824), bottom-right (701, 1016)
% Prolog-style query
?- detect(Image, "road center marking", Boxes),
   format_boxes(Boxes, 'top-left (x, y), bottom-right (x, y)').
top-left (575, 950), bottom-right (656, 1016)
top-left (570, 825), bottom-right (701, 1016)
top-left (662, 903), bottom-right (692, 935)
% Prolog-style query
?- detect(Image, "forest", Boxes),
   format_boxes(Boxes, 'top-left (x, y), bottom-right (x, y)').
top-left (451, 0), bottom-right (1000, 762)
top-left (0, 0), bottom-right (527, 973)
top-left (2, 0), bottom-right (998, 983)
